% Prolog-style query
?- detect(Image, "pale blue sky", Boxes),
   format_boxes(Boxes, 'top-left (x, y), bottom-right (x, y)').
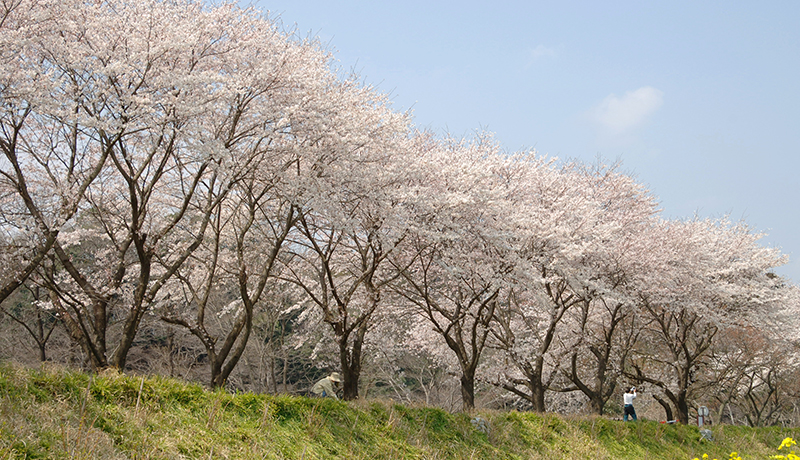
top-left (251, 0), bottom-right (800, 282)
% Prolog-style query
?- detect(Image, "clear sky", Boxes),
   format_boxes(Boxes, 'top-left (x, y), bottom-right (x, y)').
top-left (250, 0), bottom-right (800, 283)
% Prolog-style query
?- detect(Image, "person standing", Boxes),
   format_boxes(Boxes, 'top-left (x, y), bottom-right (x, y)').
top-left (311, 372), bottom-right (343, 399)
top-left (623, 387), bottom-right (638, 421)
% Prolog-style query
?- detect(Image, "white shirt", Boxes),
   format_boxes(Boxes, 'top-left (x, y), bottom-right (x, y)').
top-left (624, 391), bottom-right (637, 405)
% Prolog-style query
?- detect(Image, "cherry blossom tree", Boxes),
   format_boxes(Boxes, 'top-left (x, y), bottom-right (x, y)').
top-left (394, 234), bottom-right (502, 410)
top-left (624, 217), bottom-right (789, 424)
top-left (555, 162), bottom-right (661, 414)
top-left (278, 114), bottom-right (414, 400)
top-left (389, 134), bottom-right (528, 410)
top-left (561, 296), bottom-right (635, 414)
top-left (0, 0), bottom-right (111, 305)
top-left (734, 334), bottom-right (795, 426)
top-left (1, 0), bottom-right (348, 372)
top-left (158, 186), bottom-right (296, 388)
top-left (707, 287), bottom-right (800, 426)
top-left (488, 160), bottom-right (614, 412)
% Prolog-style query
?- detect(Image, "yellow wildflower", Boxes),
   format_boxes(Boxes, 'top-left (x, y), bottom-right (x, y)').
top-left (780, 438), bottom-right (798, 450)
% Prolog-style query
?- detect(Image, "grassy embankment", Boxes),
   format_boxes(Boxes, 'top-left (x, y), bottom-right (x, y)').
top-left (0, 362), bottom-right (797, 459)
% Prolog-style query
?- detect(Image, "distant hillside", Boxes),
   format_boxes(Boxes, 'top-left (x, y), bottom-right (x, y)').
top-left (0, 362), bottom-right (796, 459)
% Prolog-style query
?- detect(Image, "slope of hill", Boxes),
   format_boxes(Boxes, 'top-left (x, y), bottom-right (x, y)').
top-left (0, 362), bottom-right (796, 459)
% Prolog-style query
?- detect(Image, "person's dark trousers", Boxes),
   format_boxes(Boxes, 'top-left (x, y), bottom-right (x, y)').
top-left (624, 404), bottom-right (637, 421)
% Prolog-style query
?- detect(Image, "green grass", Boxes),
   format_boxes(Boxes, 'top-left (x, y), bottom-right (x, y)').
top-left (0, 362), bottom-right (797, 459)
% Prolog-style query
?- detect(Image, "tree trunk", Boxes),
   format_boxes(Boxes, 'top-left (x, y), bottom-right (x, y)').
top-left (530, 358), bottom-right (547, 412)
top-left (676, 391), bottom-right (690, 424)
top-left (341, 367), bottom-right (360, 400)
top-left (653, 394), bottom-right (674, 422)
top-left (589, 394), bottom-right (605, 415)
top-left (338, 319), bottom-right (368, 400)
top-left (531, 383), bottom-right (546, 412)
top-left (460, 373), bottom-right (475, 410)
top-left (568, 350), bottom-right (616, 415)
top-left (340, 344), bottom-right (362, 401)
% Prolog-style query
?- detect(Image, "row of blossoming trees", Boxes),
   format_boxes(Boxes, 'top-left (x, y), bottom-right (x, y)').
top-left (1, 0), bottom-right (798, 426)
